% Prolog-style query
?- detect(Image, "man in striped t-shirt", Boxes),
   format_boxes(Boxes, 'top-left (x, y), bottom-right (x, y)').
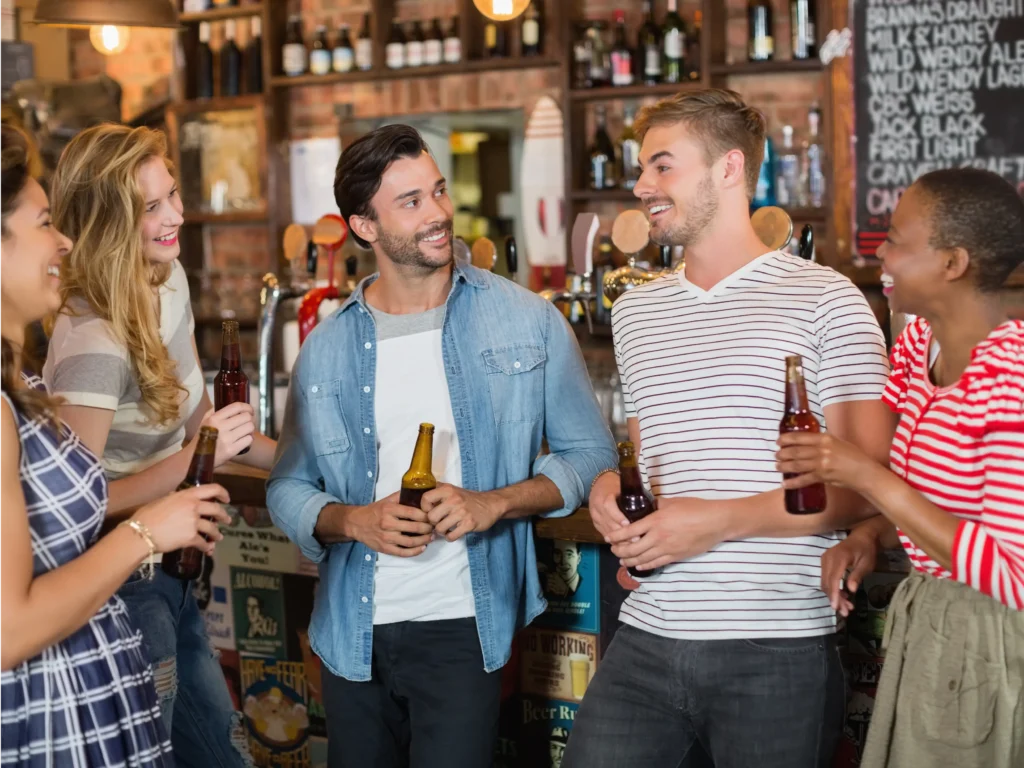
top-left (564, 90), bottom-right (894, 768)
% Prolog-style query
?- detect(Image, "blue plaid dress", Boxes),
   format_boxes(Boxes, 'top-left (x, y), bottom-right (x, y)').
top-left (1, 377), bottom-right (173, 767)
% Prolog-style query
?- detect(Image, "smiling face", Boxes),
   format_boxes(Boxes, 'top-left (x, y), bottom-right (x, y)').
top-left (552, 541), bottom-right (581, 582)
top-left (633, 123), bottom-right (721, 248)
top-left (137, 156), bottom-right (184, 265)
top-left (351, 150), bottom-right (454, 272)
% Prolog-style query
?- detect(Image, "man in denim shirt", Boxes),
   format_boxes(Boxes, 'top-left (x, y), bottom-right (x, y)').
top-left (267, 125), bottom-right (616, 768)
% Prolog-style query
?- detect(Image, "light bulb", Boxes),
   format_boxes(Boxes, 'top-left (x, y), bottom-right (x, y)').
top-left (471, 0), bottom-right (532, 21)
top-left (89, 25), bottom-right (130, 55)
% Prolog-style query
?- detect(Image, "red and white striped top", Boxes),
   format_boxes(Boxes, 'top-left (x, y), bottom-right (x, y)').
top-left (882, 317), bottom-right (1024, 610)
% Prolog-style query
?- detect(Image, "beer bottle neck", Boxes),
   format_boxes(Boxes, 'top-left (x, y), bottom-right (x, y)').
top-left (409, 431), bottom-right (433, 475)
top-left (185, 435), bottom-right (218, 486)
top-left (619, 463), bottom-right (645, 494)
top-left (220, 341), bottom-right (242, 371)
top-left (785, 368), bottom-right (811, 413)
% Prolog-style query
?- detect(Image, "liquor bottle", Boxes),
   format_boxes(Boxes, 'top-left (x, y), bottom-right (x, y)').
top-left (638, 0), bottom-right (662, 85)
top-left (484, 19), bottom-right (508, 58)
top-left (588, 105), bottom-right (617, 190)
top-left (162, 426), bottom-right (219, 580)
top-left (356, 13), bottom-right (373, 71)
top-left (619, 106), bottom-right (641, 190)
top-left (753, 136), bottom-right (776, 208)
top-left (610, 10), bottom-right (633, 87)
top-left (333, 23), bottom-right (354, 73)
top-left (405, 20), bottom-right (424, 68)
top-left (220, 20), bottom-right (242, 97)
top-left (586, 22), bottom-right (611, 88)
top-left (196, 22), bottom-right (214, 99)
top-left (310, 24), bottom-right (331, 76)
top-left (748, 0), bottom-right (774, 61)
top-left (780, 356), bottom-right (827, 514)
top-left (245, 15), bottom-right (263, 94)
top-left (214, 320), bottom-right (251, 455)
top-left (791, 0), bottom-right (817, 60)
top-left (425, 18), bottom-right (444, 65)
top-left (444, 16), bottom-right (462, 64)
top-left (282, 15), bottom-right (307, 77)
top-left (386, 21), bottom-right (406, 69)
top-left (614, 441), bottom-right (658, 579)
top-left (400, 423), bottom-right (436, 511)
top-left (802, 104), bottom-right (826, 208)
top-left (521, 3), bottom-right (542, 57)
top-left (688, 11), bottom-right (702, 80)
top-left (662, 0), bottom-right (686, 84)
top-left (777, 125), bottom-right (800, 207)
top-left (573, 23), bottom-right (593, 87)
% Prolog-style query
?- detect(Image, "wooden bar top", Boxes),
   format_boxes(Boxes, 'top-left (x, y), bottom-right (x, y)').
top-left (213, 464), bottom-right (603, 544)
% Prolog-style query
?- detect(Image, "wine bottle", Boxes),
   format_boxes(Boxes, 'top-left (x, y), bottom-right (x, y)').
top-left (620, 106), bottom-right (641, 190)
top-left (333, 22), bottom-right (354, 73)
top-left (282, 15), bottom-right (307, 77)
top-left (245, 16), bottom-right (263, 93)
top-left (425, 18), bottom-right (444, 65)
top-left (309, 24), bottom-right (331, 76)
top-left (444, 16), bottom-right (462, 64)
top-left (220, 19), bottom-right (242, 97)
top-left (638, 1), bottom-right (662, 86)
top-left (196, 21), bottom-right (214, 99)
top-left (405, 20), bottom-right (424, 68)
top-left (662, 0), bottom-right (686, 84)
top-left (610, 10), bottom-right (633, 87)
top-left (588, 105), bottom-right (618, 190)
top-left (386, 20), bottom-right (406, 69)
top-left (356, 13), bottom-right (373, 71)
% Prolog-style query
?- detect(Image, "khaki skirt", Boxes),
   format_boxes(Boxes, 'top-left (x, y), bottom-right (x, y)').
top-left (860, 571), bottom-right (1024, 768)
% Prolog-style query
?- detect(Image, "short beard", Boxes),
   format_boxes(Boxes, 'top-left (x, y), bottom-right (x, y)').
top-left (378, 222), bottom-right (453, 271)
top-left (650, 172), bottom-right (719, 248)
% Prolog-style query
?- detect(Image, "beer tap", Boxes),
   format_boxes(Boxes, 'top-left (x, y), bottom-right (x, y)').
top-left (298, 214), bottom-right (349, 344)
top-left (540, 213), bottom-right (599, 332)
top-left (504, 236), bottom-right (518, 282)
top-left (470, 236), bottom-right (497, 271)
top-left (602, 210), bottom-right (662, 303)
top-left (797, 224), bottom-right (814, 261)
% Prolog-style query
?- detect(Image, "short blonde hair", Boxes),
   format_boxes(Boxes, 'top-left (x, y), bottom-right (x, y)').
top-left (635, 89), bottom-right (767, 199)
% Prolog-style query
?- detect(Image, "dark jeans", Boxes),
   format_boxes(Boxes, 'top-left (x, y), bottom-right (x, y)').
top-left (564, 624), bottom-right (845, 768)
top-left (321, 617), bottom-right (502, 768)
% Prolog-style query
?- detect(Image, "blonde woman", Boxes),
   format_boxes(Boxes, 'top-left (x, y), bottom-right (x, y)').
top-left (1, 124), bottom-right (232, 766)
top-left (45, 124), bottom-right (275, 767)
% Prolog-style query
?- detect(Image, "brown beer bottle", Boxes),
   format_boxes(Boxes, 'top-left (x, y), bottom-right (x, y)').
top-left (162, 426), bottom-right (219, 580)
top-left (214, 320), bottom-right (250, 455)
top-left (614, 441), bottom-right (658, 579)
top-left (780, 355), bottom-right (827, 514)
top-left (399, 423), bottom-right (436, 511)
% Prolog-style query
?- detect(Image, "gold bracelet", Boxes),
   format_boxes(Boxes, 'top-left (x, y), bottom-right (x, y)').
top-left (120, 519), bottom-right (157, 581)
top-left (589, 469), bottom-right (619, 498)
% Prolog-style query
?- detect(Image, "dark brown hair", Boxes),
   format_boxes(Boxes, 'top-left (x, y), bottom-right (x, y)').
top-left (634, 88), bottom-right (767, 199)
top-left (1, 123), bottom-right (61, 425)
top-left (333, 124), bottom-right (430, 248)
top-left (912, 168), bottom-right (1024, 293)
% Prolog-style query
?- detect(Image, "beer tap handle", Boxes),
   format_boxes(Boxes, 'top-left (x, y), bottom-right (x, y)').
top-left (798, 224), bottom-right (814, 261)
top-left (306, 240), bottom-right (319, 277)
top-left (571, 212), bottom-right (599, 277)
top-left (659, 244), bottom-right (672, 270)
top-left (504, 236), bottom-right (518, 279)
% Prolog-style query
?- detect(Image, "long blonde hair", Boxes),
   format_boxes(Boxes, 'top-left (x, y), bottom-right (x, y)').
top-left (50, 124), bottom-right (184, 425)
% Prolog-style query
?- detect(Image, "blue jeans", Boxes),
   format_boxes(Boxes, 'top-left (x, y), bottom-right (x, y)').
top-left (118, 569), bottom-right (253, 768)
top-left (564, 624), bottom-right (845, 768)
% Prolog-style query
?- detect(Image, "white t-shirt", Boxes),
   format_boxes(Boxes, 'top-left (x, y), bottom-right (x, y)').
top-left (368, 303), bottom-right (475, 625)
top-left (612, 251), bottom-right (890, 639)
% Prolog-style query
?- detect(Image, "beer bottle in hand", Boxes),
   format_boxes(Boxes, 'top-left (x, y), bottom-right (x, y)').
top-left (780, 355), bottom-right (827, 514)
top-left (163, 426), bottom-right (219, 580)
top-left (400, 423), bottom-right (436, 512)
top-left (214, 320), bottom-right (250, 455)
top-left (614, 441), bottom-right (658, 579)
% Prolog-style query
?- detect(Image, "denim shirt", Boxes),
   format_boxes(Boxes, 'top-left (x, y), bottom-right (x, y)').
top-left (267, 263), bottom-right (616, 681)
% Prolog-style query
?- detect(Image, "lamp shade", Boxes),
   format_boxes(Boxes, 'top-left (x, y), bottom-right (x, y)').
top-left (33, 0), bottom-right (179, 28)
top-left (471, 0), bottom-right (532, 21)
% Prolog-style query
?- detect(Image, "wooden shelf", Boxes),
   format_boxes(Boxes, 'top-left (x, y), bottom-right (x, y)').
top-left (180, 3), bottom-right (264, 24)
top-left (185, 209), bottom-right (267, 224)
top-left (711, 59), bottom-right (823, 76)
top-left (172, 93), bottom-right (264, 115)
top-left (460, 56), bottom-right (562, 72)
top-left (569, 80), bottom-right (704, 102)
top-left (270, 57), bottom-right (561, 89)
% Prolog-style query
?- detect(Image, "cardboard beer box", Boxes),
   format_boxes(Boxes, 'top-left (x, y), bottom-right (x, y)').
top-left (534, 539), bottom-right (600, 634)
top-left (232, 568), bottom-right (287, 659)
top-left (519, 627), bottom-right (598, 703)
top-left (241, 656), bottom-right (312, 768)
top-left (520, 696), bottom-right (578, 768)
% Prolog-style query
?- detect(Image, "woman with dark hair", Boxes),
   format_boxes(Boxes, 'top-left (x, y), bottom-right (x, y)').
top-left (0, 124), bottom-right (232, 766)
top-left (777, 167), bottom-right (1024, 767)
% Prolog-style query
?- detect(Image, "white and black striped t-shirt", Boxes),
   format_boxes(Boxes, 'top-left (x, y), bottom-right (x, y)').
top-left (612, 251), bottom-right (889, 639)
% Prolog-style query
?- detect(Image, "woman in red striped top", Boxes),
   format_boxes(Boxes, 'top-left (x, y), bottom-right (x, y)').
top-left (777, 167), bottom-right (1024, 768)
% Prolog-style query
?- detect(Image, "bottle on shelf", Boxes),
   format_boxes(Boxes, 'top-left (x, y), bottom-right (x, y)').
top-left (662, 0), bottom-right (686, 84)
top-left (586, 22), bottom-right (611, 88)
top-left (244, 15), bottom-right (262, 94)
top-left (753, 135), bottom-right (777, 208)
top-left (573, 23), bottom-right (593, 88)
top-left (333, 22), bottom-right (354, 73)
top-left (309, 24), bottom-right (331, 76)
top-left (610, 10), bottom-right (633, 87)
top-left (425, 18), bottom-right (444, 65)
top-left (484, 19), bottom-right (508, 58)
top-left (444, 16), bottom-right (462, 63)
top-left (588, 105), bottom-right (618, 190)
top-left (780, 356), bottom-right (827, 514)
top-left (356, 13), bottom-right (373, 71)
top-left (521, 2), bottom-right (542, 57)
top-left (196, 21), bottom-right (214, 99)
top-left (220, 19), bottom-right (242, 97)
top-left (619, 105), bottom-right (641, 190)
top-left (688, 11), bottom-right (702, 80)
top-left (638, 0), bottom-right (662, 85)
top-left (161, 426), bottom-right (219, 581)
top-left (406, 20), bottom-right (425, 68)
top-left (386, 20), bottom-right (406, 69)
top-left (283, 15), bottom-right (307, 77)
top-left (790, 0), bottom-right (817, 60)
top-left (802, 104), bottom-right (826, 208)
top-left (748, 0), bottom-right (775, 62)
top-left (777, 125), bottom-right (800, 207)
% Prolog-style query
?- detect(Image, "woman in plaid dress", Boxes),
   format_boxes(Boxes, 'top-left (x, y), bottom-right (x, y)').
top-left (0, 126), bottom-right (231, 766)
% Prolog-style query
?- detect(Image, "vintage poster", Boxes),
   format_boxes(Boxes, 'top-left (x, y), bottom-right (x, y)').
top-left (218, 513), bottom-right (304, 574)
top-left (196, 554), bottom-right (235, 650)
top-left (241, 657), bottom-right (311, 768)
top-left (520, 696), bottom-right (578, 768)
top-left (232, 568), bottom-right (287, 659)
top-left (534, 539), bottom-right (600, 634)
top-left (520, 628), bottom-right (598, 703)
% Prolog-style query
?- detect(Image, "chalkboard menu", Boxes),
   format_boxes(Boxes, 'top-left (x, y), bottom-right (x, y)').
top-left (853, 0), bottom-right (1024, 259)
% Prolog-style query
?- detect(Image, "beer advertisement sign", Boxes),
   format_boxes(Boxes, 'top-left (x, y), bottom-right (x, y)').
top-left (231, 568), bottom-right (287, 659)
top-left (520, 696), bottom-right (577, 768)
top-left (197, 555), bottom-right (235, 650)
top-left (519, 628), bottom-right (598, 702)
top-left (534, 539), bottom-right (600, 634)
top-left (241, 657), bottom-right (311, 768)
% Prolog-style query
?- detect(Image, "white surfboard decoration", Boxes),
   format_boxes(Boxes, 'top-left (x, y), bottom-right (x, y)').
top-left (520, 96), bottom-right (567, 268)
